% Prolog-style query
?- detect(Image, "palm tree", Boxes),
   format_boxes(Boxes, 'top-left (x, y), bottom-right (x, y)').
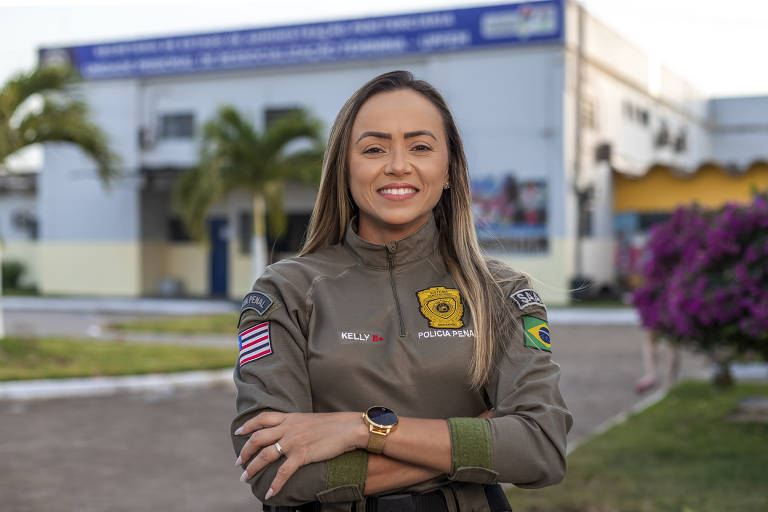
top-left (175, 106), bottom-right (323, 286)
top-left (0, 64), bottom-right (120, 337)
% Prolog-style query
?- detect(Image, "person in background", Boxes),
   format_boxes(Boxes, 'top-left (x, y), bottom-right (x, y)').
top-left (635, 331), bottom-right (681, 393)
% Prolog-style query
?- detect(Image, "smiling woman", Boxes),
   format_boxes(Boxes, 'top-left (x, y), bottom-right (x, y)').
top-left (230, 71), bottom-right (572, 512)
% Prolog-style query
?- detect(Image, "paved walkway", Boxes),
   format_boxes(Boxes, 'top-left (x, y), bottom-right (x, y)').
top-left (1, 304), bottom-right (713, 512)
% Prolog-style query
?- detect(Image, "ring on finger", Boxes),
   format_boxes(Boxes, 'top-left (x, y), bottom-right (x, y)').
top-left (275, 441), bottom-right (285, 456)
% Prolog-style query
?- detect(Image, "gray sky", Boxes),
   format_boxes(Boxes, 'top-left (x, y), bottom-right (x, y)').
top-left (1, 0), bottom-right (767, 98)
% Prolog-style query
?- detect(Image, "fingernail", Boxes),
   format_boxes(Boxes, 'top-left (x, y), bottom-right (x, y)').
top-left (234, 427), bottom-right (243, 435)
top-left (240, 471), bottom-right (248, 482)
top-left (235, 456), bottom-right (242, 466)
top-left (265, 488), bottom-right (274, 500)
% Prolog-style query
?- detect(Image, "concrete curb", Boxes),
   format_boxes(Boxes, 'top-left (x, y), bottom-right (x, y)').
top-left (566, 387), bottom-right (668, 455)
top-left (548, 308), bottom-right (639, 326)
top-left (0, 368), bottom-right (234, 401)
top-left (2, 296), bottom-right (238, 314)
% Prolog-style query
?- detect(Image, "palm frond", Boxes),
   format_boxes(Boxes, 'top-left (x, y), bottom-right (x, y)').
top-left (0, 65), bottom-right (77, 123)
top-left (260, 109), bottom-right (323, 162)
top-left (199, 106), bottom-right (262, 188)
top-left (174, 163), bottom-right (226, 241)
top-left (12, 98), bottom-right (120, 182)
top-left (270, 145), bottom-right (324, 185)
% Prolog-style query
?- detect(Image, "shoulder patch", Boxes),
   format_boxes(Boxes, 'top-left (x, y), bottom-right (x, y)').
top-left (238, 321), bottom-right (272, 366)
top-left (510, 288), bottom-right (545, 310)
top-left (241, 291), bottom-right (274, 316)
top-left (523, 316), bottom-right (551, 352)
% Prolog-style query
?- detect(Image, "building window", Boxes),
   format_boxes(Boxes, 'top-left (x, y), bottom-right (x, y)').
top-left (622, 100), bottom-right (650, 126)
top-left (674, 127), bottom-right (688, 153)
top-left (637, 109), bottom-right (649, 126)
top-left (581, 97), bottom-right (598, 130)
top-left (159, 113), bottom-right (195, 139)
top-left (267, 213), bottom-right (312, 260)
top-left (654, 120), bottom-right (670, 147)
top-left (168, 217), bottom-right (192, 242)
top-left (265, 107), bottom-right (300, 129)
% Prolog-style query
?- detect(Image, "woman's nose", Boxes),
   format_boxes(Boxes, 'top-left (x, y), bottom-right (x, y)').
top-left (385, 146), bottom-right (411, 176)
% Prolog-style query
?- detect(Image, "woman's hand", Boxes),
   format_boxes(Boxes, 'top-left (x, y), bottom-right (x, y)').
top-left (235, 411), bottom-right (366, 498)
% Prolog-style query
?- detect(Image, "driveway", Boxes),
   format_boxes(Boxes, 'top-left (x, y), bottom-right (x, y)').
top-left (0, 322), bottom-right (710, 511)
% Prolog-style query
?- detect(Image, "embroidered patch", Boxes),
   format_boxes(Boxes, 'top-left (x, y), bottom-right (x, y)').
top-left (417, 286), bottom-right (464, 328)
top-left (241, 291), bottom-right (274, 316)
top-left (238, 321), bottom-right (272, 366)
top-left (510, 288), bottom-right (545, 310)
top-left (339, 331), bottom-right (385, 343)
top-left (523, 316), bottom-right (551, 352)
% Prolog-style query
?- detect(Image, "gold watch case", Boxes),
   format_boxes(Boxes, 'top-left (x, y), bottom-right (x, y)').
top-left (362, 406), bottom-right (399, 454)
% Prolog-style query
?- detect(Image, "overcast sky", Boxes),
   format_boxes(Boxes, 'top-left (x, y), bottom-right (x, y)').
top-left (1, 0), bottom-right (767, 98)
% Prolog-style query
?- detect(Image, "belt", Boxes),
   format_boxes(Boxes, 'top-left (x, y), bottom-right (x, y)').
top-left (263, 484), bottom-right (512, 512)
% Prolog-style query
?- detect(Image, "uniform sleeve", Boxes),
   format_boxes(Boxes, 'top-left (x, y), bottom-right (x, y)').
top-left (231, 266), bottom-right (368, 507)
top-left (446, 280), bottom-right (573, 488)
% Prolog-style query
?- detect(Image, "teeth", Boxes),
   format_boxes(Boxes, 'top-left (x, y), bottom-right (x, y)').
top-left (380, 188), bottom-right (416, 195)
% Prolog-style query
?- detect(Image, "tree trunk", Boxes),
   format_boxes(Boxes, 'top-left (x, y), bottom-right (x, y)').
top-left (713, 359), bottom-right (734, 388)
top-left (250, 193), bottom-right (268, 285)
top-left (711, 348), bottom-right (734, 388)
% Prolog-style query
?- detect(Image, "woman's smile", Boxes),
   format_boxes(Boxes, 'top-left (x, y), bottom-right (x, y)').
top-left (377, 183), bottom-right (419, 200)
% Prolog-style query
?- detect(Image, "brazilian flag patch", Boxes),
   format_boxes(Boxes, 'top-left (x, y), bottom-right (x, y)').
top-left (523, 316), bottom-right (551, 352)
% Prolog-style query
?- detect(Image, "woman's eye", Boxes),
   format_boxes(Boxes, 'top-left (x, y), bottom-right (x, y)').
top-left (363, 147), bottom-right (384, 154)
top-left (412, 144), bottom-right (432, 152)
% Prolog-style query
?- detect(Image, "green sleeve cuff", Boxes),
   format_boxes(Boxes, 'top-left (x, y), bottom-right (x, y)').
top-left (326, 449), bottom-right (369, 493)
top-left (447, 417), bottom-right (492, 472)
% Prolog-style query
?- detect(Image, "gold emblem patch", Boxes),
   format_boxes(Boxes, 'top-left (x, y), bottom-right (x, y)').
top-left (417, 287), bottom-right (464, 328)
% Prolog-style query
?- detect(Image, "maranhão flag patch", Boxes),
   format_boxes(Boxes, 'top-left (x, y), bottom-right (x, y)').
top-left (238, 322), bottom-right (272, 367)
top-left (523, 316), bottom-right (551, 352)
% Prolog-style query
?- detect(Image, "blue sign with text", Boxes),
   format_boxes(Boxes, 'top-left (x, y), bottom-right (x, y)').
top-left (39, 1), bottom-right (563, 80)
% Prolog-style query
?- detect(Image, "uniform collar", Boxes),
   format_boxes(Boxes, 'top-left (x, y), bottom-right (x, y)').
top-left (344, 214), bottom-right (440, 269)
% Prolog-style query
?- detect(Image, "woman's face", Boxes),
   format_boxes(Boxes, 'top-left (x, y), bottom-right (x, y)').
top-left (347, 88), bottom-right (449, 245)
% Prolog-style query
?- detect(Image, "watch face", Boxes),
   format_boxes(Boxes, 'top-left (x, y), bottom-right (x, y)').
top-left (367, 406), bottom-right (398, 427)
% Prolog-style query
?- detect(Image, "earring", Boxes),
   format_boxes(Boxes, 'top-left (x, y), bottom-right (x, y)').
top-left (443, 182), bottom-right (450, 190)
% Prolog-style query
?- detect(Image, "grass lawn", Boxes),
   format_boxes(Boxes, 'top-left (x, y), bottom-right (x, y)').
top-left (507, 381), bottom-right (768, 512)
top-left (0, 337), bottom-right (237, 381)
top-left (109, 313), bottom-right (238, 335)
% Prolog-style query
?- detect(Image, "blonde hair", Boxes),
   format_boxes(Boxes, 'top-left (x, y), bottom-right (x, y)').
top-left (301, 70), bottom-right (514, 389)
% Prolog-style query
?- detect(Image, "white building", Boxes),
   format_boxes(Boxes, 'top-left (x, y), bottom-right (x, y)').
top-left (4, 0), bottom-right (765, 304)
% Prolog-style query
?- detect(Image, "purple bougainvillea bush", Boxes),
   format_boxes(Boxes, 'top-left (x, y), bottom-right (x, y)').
top-left (633, 194), bottom-right (768, 362)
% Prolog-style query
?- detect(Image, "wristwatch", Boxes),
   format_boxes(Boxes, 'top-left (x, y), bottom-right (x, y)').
top-left (362, 406), bottom-right (399, 454)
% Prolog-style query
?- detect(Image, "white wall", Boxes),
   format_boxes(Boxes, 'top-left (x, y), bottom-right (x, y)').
top-left (710, 96), bottom-right (768, 167)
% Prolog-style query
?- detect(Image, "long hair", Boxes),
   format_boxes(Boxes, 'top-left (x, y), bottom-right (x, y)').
top-left (301, 70), bottom-right (515, 389)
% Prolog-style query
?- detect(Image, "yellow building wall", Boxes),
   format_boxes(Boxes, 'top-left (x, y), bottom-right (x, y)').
top-left (1, 241), bottom-right (39, 288)
top-left (496, 237), bottom-right (572, 306)
top-left (39, 241), bottom-right (141, 296)
top-left (614, 163), bottom-right (768, 213)
top-left (140, 242), bottom-right (209, 297)
top-left (229, 241), bottom-right (252, 301)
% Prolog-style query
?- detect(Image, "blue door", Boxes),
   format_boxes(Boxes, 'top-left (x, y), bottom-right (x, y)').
top-left (208, 218), bottom-right (228, 296)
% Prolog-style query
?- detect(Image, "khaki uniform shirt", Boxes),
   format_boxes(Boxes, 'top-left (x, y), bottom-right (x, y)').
top-left (231, 216), bottom-right (572, 511)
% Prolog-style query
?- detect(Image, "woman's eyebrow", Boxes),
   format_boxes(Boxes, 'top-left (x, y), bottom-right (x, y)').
top-left (356, 131), bottom-right (391, 143)
top-left (355, 130), bottom-right (437, 143)
top-left (404, 130), bottom-right (436, 140)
